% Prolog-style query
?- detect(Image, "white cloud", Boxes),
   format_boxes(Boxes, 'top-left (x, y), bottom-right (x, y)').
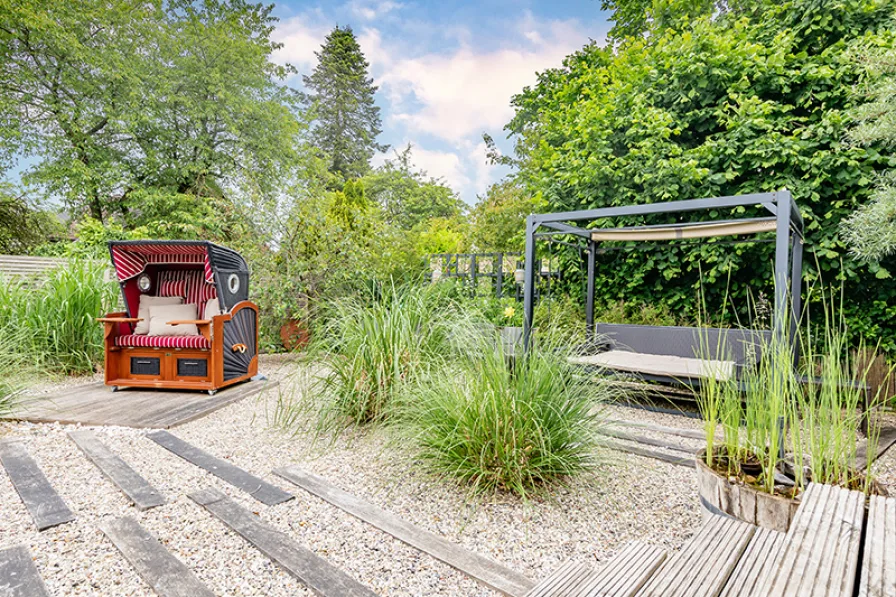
top-left (271, 18), bottom-right (328, 68)
top-left (348, 0), bottom-right (404, 20)
top-left (377, 15), bottom-right (591, 143)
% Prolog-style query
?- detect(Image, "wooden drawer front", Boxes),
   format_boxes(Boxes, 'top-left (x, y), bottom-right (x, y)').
top-left (176, 358), bottom-right (208, 378)
top-left (131, 357), bottom-right (161, 376)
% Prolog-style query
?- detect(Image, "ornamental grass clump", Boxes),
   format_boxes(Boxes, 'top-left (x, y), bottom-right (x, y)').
top-left (0, 262), bottom-right (116, 375)
top-left (313, 283), bottom-right (453, 427)
top-left (403, 339), bottom-right (607, 497)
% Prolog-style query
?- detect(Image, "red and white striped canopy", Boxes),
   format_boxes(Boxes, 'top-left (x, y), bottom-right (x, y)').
top-left (111, 243), bottom-right (214, 283)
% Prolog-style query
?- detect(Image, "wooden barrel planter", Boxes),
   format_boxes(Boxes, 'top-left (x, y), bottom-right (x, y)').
top-left (695, 450), bottom-right (800, 532)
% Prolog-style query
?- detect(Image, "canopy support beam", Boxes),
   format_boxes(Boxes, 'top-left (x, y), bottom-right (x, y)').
top-left (522, 190), bottom-right (804, 357)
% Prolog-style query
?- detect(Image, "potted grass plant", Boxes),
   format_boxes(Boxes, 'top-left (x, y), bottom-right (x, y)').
top-left (695, 300), bottom-right (890, 532)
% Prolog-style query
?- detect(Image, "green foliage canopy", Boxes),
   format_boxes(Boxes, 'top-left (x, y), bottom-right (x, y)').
top-left (363, 145), bottom-right (465, 230)
top-left (0, 0), bottom-right (303, 222)
top-left (507, 0), bottom-right (896, 349)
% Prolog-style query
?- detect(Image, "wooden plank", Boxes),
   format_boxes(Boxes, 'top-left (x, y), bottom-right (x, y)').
top-left (859, 494), bottom-right (895, 597)
top-left (68, 430), bottom-right (165, 511)
top-left (597, 428), bottom-right (695, 454)
top-left (524, 561), bottom-right (593, 597)
top-left (0, 441), bottom-right (75, 531)
top-left (100, 516), bottom-right (214, 597)
top-left (596, 439), bottom-right (694, 468)
top-left (719, 527), bottom-right (785, 597)
top-left (638, 515), bottom-right (755, 597)
top-left (145, 381), bottom-right (279, 428)
top-left (274, 466), bottom-right (535, 597)
top-left (606, 418), bottom-right (705, 440)
top-left (0, 545), bottom-right (50, 597)
top-left (574, 541), bottom-right (666, 597)
top-left (856, 426), bottom-right (896, 469)
top-left (188, 487), bottom-right (377, 597)
top-left (758, 483), bottom-right (866, 597)
top-left (3, 380), bottom-right (274, 429)
top-left (146, 430), bottom-right (292, 506)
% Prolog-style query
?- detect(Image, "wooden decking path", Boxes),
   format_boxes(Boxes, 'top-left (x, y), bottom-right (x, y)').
top-left (274, 465), bottom-right (536, 597)
top-left (146, 431), bottom-right (293, 506)
top-left (0, 440), bottom-right (75, 531)
top-left (524, 542), bottom-right (666, 597)
top-left (189, 487), bottom-right (377, 597)
top-left (0, 545), bottom-right (50, 597)
top-left (100, 516), bottom-right (215, 597)
top-left (2, 379), bottom-right (276, 429)
top-left (860, 494), bottom-right (896, 597)
top-left (69, 430), bottom-right (166, 510)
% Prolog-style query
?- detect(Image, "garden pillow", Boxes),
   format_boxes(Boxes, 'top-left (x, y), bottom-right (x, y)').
top-left (147, 303), bottom-right (199, 337)
top-left (134, 295), bottom-right (183, 335)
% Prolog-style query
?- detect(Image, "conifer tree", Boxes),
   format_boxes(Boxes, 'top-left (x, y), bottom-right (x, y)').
top-left (304, 26), bottom-right (386, 180)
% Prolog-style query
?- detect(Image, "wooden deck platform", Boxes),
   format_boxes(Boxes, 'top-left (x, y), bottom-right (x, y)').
top-left (2, 379), bottom-right (276, 429)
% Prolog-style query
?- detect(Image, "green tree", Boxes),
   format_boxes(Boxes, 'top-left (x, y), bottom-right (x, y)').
top-left (601, 0), bottom-right (768, 44)
top-left (0, 0), bottom-right (302, 222)
top-left (329, 179), bottom-right (370, 231)
top-left (414, 217), bottom-right (468, 255)
top-left (843, 43), bottom-right (896, 260)
top-left (363, 145), bottom-right (464, 230)
top-left (507, 0), bottom-right (896, 349)
top-left (303, 26), bottom-right (386, 181)
top-left (468, 180), bottom-right (544, 252)
top-left (0, 186), bottom-right (64, 254)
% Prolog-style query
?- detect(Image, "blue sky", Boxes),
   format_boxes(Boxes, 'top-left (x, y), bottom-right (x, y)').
top-left (271, 0), bottom-right (612, 204)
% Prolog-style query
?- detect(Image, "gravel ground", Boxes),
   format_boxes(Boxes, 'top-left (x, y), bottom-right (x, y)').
top-left (7, 357), bottom-right (892, 596)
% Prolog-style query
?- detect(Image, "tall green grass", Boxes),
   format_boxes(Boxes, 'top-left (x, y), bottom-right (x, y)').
top-left (0, 261), bottom-right (117, 375)
top-left (0, 326), bottom-right (37, 415)
top-left (310, 282), bottom-right (454, 427)
top-left (401, 339), bottom-right (608, 496)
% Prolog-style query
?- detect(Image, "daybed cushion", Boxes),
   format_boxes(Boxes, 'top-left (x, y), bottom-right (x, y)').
top-left (569, 350), bottom-right (735, 381)
top-left (204, 297), bottom-right (221, 320)
top-left (147, 303), bottom-right (199, 337)
top-left (134, 295), bottom-right (183, 335)
top-left (115, 335), bottom-right (211, 349)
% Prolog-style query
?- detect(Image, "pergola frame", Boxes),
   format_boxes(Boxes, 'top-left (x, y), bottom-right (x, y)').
top-left (522, 190), bottom-right (805, 351)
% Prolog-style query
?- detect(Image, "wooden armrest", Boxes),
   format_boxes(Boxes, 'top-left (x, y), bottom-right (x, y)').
top-left (166, 320), bottom-right (211, 326)
top-left (97, 317), bottom-right (142, 323)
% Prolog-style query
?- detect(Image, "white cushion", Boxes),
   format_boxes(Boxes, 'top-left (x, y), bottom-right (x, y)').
top-left (147, 303), bottom-right (199, 337)
top-left (204, 297), bottom-right (221, 320)
top-left (568, 350), bottom-right (735, 381)
top-left (134, 295), bottom-right (183, 335)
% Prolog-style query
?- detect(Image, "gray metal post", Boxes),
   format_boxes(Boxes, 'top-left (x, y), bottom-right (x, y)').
top-left (496, 253), bottom-right (503, 298)
top-left (470, 254), bottom-right (477, 295)
top-left (523, 216), bottom-right (538, 350)
top-left (790, 232), bottom-right (804, 366)
top-left (585, 240), bottom-right (596, 335)
top-left (773, 190), bottom-right (792, 345)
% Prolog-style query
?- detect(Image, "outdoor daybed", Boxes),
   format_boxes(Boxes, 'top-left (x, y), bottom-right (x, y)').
top-left (98, 240), bottom-right (258, 394)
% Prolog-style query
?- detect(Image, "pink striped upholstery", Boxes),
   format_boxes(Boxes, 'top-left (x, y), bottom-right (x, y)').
top-left (158, 270), bottom-right (216, 307)
top-left (115, 334), bottom-right (210, 349)
top-left (111, 244), bottom-right (214, 283)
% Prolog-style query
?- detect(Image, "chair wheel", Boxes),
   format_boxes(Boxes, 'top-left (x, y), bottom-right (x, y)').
top-left (111, 386), bottom-right (120, 393)
top-left (208, 390), bottom-right (217, 396)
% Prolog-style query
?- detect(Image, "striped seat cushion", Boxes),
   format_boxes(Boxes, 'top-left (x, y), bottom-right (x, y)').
top-left (115, 334), bottom-right (210, 350)
top-left (158, 270), bottom-right (216, 307)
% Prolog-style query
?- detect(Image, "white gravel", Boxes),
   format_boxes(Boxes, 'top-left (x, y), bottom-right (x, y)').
top-left (0, 357), bottom-right (718, 596)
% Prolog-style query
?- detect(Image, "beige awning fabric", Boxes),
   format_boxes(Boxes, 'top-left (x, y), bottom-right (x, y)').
top-left (590, 218), bottom-right (777, 242)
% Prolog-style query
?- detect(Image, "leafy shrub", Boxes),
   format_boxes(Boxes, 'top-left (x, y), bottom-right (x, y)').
top-left (0, 261), bottom-right (118, 375)
top-left (402, 341), bottom-right (606, 496)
